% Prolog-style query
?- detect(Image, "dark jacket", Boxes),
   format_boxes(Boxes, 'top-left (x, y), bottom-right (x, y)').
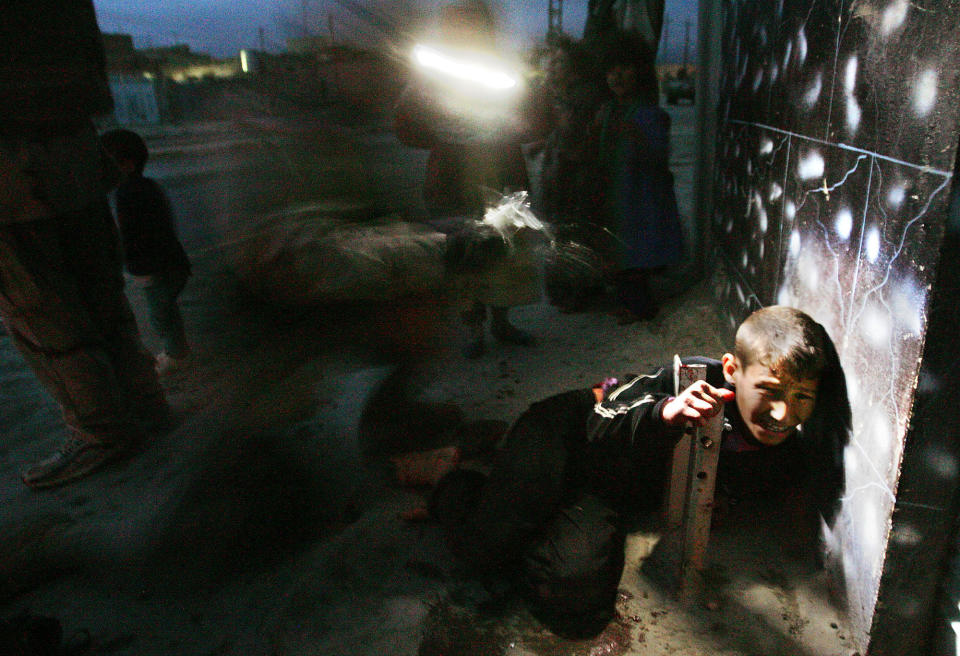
top-left (114, 174), bottom-right (190, 277)
top-left (583, 357), bottom-right (810, 514)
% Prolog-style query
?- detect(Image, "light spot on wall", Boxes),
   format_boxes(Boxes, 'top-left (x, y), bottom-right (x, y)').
top-left (741, 249), bottom-right (749, 268)
top-left (923, 445), bottom-right (959, 479)
top-left (861, 302), bottom-right (893, 349)
top-left (760, 138), bottom-right (774, 155)
top-left (847, 97), bottom-right (862, 135)
top-left (797, 28), bottom-right (808, 65)
top-left (789, 229), bottom-right (801, 256)
top-left (892, 277), bottom-right (924, 335)
top-left (747, 159), bottom-right (753, 175)
top-left (725, 219), bottom-right (734, 233)
top-left (798, 150), bottom-right (825, 180)
top-left (769, 182), bottom-right (783, 201)
top-left (799, 250), bottom-right (820, 289)
top-left (914, 69), bottom-right (938, 116)
top-left (783, 40), bottom-right (793, 70)
top-left (891, 523), bottom-right (923, 547)
top-left (844, 445), bottom-right (860, 478)
top-left (753, 67), bottom-right (764, 92)
top-left (836, 208), bottom-right (854, 240)
top-left (844, 57), bottom-right (861, 134)
top-left (777, 286), bottom-right (792, 306)
top-left (866, 226), bottom-right (882, 262)
top-left (887, 184), bottom-right (906, 209)
top-left (844, 57), bottom-right (858, 95)
top-left (769, 62), bottom-right (779, 84)
top-left (804, 71), bottom-right (823, 107)
top-left (736, 283), bottom-right (745, 304)
top-left (754, 192), bottom-right (768, 233)
top-left (758, 240), bottom-right (765, 259)
top-left (882, 0), bottom-right (909, 35)
top-left (853, 491), bottom-right (885, 565)
top-left (785, 199), bottom-right (797, 220)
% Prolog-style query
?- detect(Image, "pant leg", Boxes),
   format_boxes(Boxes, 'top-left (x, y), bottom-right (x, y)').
top-left (141, 268), bottom-right (190, 358)
top-left (615, 267), bottom-right (656, 317)
top-left (0, 202), bottom-right (161, 445)
top-left (520, 493), bottom-right (626, 638)
top-left (429, 390), bottom-right (596, 573)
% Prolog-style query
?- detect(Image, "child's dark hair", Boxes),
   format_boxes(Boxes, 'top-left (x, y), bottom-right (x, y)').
top-left (597, 30), bottom-right (659, 104)
top-left (101, 128), bottom-right (149, 174)
top-left (736, 305), bottom-right (851, 525)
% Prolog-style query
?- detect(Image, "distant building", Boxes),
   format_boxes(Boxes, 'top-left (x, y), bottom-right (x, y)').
top-left (101, 33), bottom-right (140, 73)
top-left (108, 73), bottom-right (164, 124)
top-left (139, 44), bottom-right (240, 82)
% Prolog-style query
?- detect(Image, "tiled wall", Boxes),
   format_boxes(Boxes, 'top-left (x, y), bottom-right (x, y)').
top-left (709, 0), bottom-right (960, 649)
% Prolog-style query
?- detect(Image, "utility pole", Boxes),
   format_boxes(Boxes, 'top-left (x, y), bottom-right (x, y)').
top-left (681, 19), bottom-right (691, 71)
top-left (661, 15), bottom-right (669, 62)
top-left (547, 0), bottom-right (563, 41)
top-left (258, 26), bottom-right (265, 51)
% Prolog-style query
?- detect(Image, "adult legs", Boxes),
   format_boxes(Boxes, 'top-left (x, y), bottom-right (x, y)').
top-left (0, 202), bottom-right (166, 485)
top-left (614, 267), bottom-right (658, 322)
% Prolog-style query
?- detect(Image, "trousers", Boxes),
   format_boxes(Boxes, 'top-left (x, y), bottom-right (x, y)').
top-left (0, 201), bottom-right (165, 446)
top-left (430, 390), bottom-right (626, 637)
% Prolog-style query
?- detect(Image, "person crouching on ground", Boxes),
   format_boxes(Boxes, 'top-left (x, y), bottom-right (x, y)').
top-left (392, 305), bottom-right (851, 637)
top-left (101, 128), bottom-right (192, 375)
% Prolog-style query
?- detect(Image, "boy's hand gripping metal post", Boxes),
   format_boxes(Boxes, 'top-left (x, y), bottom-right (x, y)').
top-left (645, 362), bottom-right (723, 599)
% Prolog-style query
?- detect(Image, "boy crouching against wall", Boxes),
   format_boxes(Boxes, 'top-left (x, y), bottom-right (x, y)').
top-left (393, 305), bottom-right (851, 637)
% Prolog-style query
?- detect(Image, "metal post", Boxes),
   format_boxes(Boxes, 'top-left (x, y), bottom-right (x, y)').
top-left (643, 362), bottom-right (724, 600)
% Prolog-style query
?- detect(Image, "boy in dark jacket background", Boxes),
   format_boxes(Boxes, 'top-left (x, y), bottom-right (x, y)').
top-left (101, 129), bottom-right (192, 375)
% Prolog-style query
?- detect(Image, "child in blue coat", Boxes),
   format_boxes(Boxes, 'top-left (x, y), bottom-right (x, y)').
top-left (597, 32), bottom-right (684, 322)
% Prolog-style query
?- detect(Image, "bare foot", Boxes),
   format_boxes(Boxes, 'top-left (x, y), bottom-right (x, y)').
top-left (391, 446), bottom-right (461, 487)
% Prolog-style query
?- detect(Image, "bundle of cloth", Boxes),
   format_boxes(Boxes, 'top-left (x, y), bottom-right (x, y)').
top-left (233, 193), bottom-right (609, 314)
top-left (234, 202), bottom-right (447, 306)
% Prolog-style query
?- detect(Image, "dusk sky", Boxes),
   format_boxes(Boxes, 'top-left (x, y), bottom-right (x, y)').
top-left (92, 0), bottom-right (698, 61)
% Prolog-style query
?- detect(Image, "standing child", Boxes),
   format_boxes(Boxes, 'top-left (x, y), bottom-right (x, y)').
top-left (101, 129), bottom-right (191, 374)
top-left (597, 32), bottom-right (684, 322)
top-left (393, 306), bottom-right (851, 637)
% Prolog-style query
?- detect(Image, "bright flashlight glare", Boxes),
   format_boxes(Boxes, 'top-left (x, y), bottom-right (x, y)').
top-left (412, 44), bottom-right (517, 90)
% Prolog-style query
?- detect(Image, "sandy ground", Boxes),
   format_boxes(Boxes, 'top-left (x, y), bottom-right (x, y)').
top-left (0, 104), bottom-right (859, 655)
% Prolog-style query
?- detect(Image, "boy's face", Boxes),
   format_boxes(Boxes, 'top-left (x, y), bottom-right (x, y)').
top-left (721, 353), bottom-right (818, 445)
top-left (606, 63), bottom-right (638, 100)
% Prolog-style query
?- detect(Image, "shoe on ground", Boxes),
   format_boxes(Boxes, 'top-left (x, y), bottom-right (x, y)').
top-left (491, 323), bottom-right (536, 346)
top-left (21, 435), bottom-right (122, 490)
top-left (155, 351), bottom-right (189, 375)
